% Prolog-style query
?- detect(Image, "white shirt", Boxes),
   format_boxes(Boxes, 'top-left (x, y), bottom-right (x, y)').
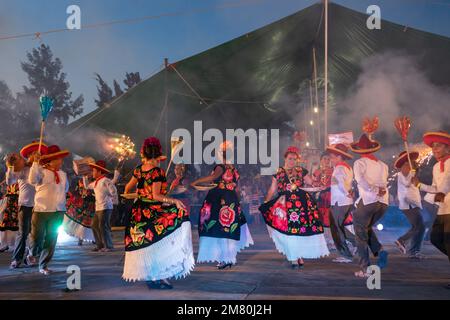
top-left (83, 175), bottom-right (117, 211)
top-left (397, 172), bottom-right (422, 210)
top-left (111, 170), bottom-right (120, 206)
top-left (419, 157), bottom-right (449, 215)
top-left (353, 157), bottom-right (389, 206)
top-left (29, 162), bottom-right (69, 212)
top-left (6, 166), bottom-right (35, 207)
top-left (331, 164), bottom-right (354, 206)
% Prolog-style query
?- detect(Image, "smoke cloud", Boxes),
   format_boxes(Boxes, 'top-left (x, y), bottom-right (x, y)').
top-left (337, 51), bottom-right (450, 152)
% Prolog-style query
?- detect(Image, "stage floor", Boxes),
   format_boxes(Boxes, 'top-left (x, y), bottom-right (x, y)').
top-left (0, 224), bottom-right (449, 300)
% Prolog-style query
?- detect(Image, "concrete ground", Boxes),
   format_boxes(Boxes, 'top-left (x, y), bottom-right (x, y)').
top-left (0, 224), bottom-right (449, 300)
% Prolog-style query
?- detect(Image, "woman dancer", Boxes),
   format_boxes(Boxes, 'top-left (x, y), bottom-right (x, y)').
top-left (122, 137), bottom-right (194, 289)
top-left (64, 179), bottom-right (96, 245)
top-left (312, 152), bottom-right (334, 228)
top-left (169, 163), bottom-right (190, 217)
top-left (192, 141), bottom-right (254, 269)
top-left (0, 183), bottom-right (19, 252)
top-left (260, 146), bottom-right (329, 268)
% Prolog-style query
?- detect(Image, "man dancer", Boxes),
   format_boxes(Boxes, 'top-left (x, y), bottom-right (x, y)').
top-left (327, 144), bottom-right (356, 263)
top-left (28, 145), bottom-right (70, 275)
top-left (394, 151), bottom-right (426, 259)
top-left (350, 134), bottom-right (389, 277)
top-left (6, 142), bottom-right (48, 269)
top-left (83, 160), bottom-right (117, 252)
top-left (412, 131), bottom-right (449, 289)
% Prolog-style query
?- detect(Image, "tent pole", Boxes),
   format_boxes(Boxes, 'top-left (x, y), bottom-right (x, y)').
top-left (309, 79), bottom-right (315, 147)
top-left (312, 46), bottom-right (321, 147)
top-left (324, 0), bottom-right (329, 146)
top-left (164, 58), bottom-right (169, 159)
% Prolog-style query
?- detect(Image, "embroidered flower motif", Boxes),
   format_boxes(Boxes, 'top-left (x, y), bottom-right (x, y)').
top-left (272, 206), bottom-right (288, 232)
top-left (155, 224), bottom-right (164, 235)
top-left (219, 205), bottom-right (236, 227)
top-left (143, 208), bottom-right (151, 219)
top-left (222, 169), bottom-right (234, 183)
top-left (125, 236), bottom-right (132, 247)
top-left (156, 213), bottom-right (177, 228)
top-left (289, 211), bottom-right (299, 222)
top-left (130, 225), bottom-right (145, 243)
top-left (145, 229), bottom-right (154, 241)
top-left (200, 202), bottom-right (212, 225)
top-left (132, 207), bottom-right (142, 222)
top-left (226, 183), bottom-right (235, 191)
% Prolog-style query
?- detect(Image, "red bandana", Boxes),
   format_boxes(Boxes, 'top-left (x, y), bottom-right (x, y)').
top-left (361, 154), bottom-right (378, 162)
top-left (439, 155), bottom-right (450, 172)
top-left (336, 161), bottom-right (351, 170)
top-left (47, 168), bottom-right (60, 184)
top-left (94, 175), bottom-right (106, 188)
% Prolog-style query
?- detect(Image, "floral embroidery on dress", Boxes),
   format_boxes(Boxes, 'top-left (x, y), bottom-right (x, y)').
top-left (124, 165), bottom-right (189, 251)
top-left (260, 167), bottom-right (324, 236)
top-left (198, 165), bottom-right (246, 240)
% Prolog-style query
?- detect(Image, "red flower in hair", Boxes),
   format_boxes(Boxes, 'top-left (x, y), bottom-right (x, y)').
top-left (285, 146), bottom-right (300, 158)
top-left (141, 137), bottom-right (163, 154)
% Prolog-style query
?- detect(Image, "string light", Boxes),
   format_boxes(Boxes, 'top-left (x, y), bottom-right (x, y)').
top-left (314, 107), bottom-right (318, 113)
top-left (306, 142), bottom-right (310, 147)
top-left (310, 120), bottom-right (314, 126)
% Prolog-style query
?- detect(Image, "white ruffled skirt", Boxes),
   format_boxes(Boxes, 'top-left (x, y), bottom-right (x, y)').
top-left (63, 215), bottom-right (95, 242)
top-left (122, 221), bottom-right (195, 282)
top-left (197, 223), bottom-right (254, 264)
top-left (267, 225), bottom-right (330, 261)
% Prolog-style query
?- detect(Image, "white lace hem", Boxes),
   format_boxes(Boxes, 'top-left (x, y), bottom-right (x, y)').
top-left (197, 223), bottom-right (254, 264)
top-left (63, 216), bottom-right (95, 242)
top-left (267, 225), bottom-right (330, 261)
top-left (122, 221), bottom-right (195, 282)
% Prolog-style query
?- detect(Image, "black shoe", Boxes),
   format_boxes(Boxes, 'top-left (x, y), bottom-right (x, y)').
top-left (146, 280), bottom-right (173, 290)
top-left (78, 239), bottom-right (83, 246)
top-left (217, 263), bottom-right (233, 270)
top-left (0, 246), bottom-right (9, 253)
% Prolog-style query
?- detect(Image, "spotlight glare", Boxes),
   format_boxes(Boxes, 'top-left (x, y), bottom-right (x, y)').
top-left (376, 223), bottom-right (384, 231)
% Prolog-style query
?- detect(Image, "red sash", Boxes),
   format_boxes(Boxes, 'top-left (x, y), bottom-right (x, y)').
top-left (439, 155), bottom-right (450, 172)
top-left (94, 175), bottom-right (106, 188)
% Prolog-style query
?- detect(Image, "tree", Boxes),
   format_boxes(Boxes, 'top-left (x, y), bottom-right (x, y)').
top-left (94, 73), bottom-right (113, 108)
top-left (123, 72), bottom-right (141, 90)
top-left (113, 79), bottom-right (124, 97)
top-left (0, 81), bottom-right (18, 141)
top-left (20, 44), bottom-right (84, 126)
